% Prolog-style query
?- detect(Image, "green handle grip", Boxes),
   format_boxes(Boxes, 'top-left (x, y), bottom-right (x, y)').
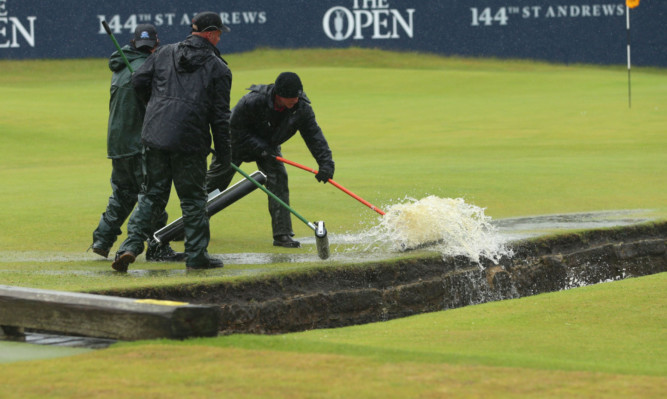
top-left (231, 163), bottom-right (315, 231)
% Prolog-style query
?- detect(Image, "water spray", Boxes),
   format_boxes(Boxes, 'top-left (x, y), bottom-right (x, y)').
top-left (361, 196), bottom-right (513, 264)
top-left (273, 157), bottom-right (510, 263)
top-left (230, 163), bottom-right (330, 260)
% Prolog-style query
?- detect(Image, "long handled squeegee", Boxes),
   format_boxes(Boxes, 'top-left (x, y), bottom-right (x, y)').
top-left (153, 171), bottom-right (267, 244)
top-left (101, 20), bottom-right (134, 73)
top-left (231, 163), bottom-right (330, 260)
top-left (275, 156), bottom-right (385, 216)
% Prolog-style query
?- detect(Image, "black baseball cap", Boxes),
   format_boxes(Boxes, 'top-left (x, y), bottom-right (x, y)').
top-left (191, 11), bottom-right (231, 33)
top-left (133, 24), bottom-right (158, 48)
top-left (275, 72), bottom-right (303, 98)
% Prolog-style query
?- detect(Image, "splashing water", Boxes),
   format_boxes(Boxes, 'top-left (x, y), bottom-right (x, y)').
top-left (358, 196), bottom-right (513, 265)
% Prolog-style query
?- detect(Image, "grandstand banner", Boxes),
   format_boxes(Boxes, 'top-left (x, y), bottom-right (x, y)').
top-left (1, 0), bottom-right (665, 66)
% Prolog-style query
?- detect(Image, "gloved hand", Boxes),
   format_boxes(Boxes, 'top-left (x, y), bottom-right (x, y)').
top-left (255, 142), bottom-right (277, 161)
top-left (259, 150), bottom-right (275, 161)
top-left (315, 164), bottom-right (334, 183)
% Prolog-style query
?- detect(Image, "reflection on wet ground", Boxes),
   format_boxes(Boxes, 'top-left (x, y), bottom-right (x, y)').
top-left (0, 209), bottom-right (657, 269)
top-left (24, 332), bottom-right (115, 349)
top-left (492, 209), bottom-right (656, 240)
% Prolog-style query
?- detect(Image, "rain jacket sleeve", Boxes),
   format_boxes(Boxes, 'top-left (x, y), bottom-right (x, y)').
top-left (131, 52), bottom-right (156, 104)
top-left (106, 46), bottom-right (150, 159)
top-left (229, 95), bottom-right (271, 157)
top-left (210, 67), bottom-right (232, 163)
top-left (299, 105), bottom-right (334, 171)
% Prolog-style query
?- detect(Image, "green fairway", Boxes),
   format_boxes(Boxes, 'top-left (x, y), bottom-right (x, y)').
top-left (0, 48), bottom-right (665, 289)
top-left (0, 49), bottom-right (665, 260)
top-left (0, 49), bottom-right (665, 397)
top-left (0, 273), bottom-right (664, 398)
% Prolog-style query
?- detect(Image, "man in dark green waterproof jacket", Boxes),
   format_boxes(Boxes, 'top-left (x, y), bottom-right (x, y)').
top-left (112, 12), bottom-right (232, 272)
top-left (91, 24), bottom-right (184, 262)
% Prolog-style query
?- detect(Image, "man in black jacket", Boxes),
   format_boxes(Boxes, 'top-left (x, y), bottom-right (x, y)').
top-left (112, 12), bottom-right (232, 272)
top-left (206, 72), bottom-right (335, 248)
top-left (91, 24), bottom-right (183, 263)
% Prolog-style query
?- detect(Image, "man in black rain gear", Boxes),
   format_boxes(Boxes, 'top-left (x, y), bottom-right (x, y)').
top-left (206, 72), bottom-right (335, 248)
top-left (91, 24), bottom-right (184, 262)
top-left (112, 12), bottom-right (232, 272)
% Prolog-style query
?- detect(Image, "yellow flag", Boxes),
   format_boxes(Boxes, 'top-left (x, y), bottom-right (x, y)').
top-left (626, 0), bottom-right (640, 8)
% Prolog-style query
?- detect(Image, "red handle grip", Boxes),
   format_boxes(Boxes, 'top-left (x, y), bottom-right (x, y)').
top-left (275, 156), bottom-right (385, 216)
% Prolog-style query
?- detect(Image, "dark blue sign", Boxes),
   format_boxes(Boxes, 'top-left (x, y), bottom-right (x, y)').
top-left (1, 0), bottom-right (664, 66)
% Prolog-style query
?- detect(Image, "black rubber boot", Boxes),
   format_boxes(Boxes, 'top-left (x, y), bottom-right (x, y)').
top-left (111, 251), bottom-right (136, 273)
top-left (90, 242), bottom-right (110, 258)
top-left (273, 235), bottom-right (301, 248)
top-left (187, 255), bottom-right (224, 270)
top-left (146, 239), bottom-right (187, 262)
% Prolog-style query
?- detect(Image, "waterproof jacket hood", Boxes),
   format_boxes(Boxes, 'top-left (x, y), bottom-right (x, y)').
top-left (132, 35), bottom-right (232, 155)
top-left (176, 36), bottom-right (219, 73)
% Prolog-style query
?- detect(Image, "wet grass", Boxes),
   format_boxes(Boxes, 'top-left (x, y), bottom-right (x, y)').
top-left (0, 251), bottom-right (424, 293)
top-left (1, 47), bottom-right (665, 285)
top-left (1, 273), bottom-right (664, 398)
top-left (0, 49), bottom-right (665, 397)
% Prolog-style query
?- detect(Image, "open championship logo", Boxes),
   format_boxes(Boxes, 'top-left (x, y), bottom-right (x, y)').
top-left (323, 0), bottom-right (415, 41)
top-left (0, 0), bottom-right (37, 48)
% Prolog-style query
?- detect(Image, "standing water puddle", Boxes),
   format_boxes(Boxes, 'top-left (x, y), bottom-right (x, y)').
top-left (0, 198), bottom-right (656, 267)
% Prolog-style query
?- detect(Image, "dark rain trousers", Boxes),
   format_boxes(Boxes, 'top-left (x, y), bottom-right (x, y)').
top-left (207, 149), bottom-right (293, 238)
top-left (119, 147), bottom-right (210, 267)
top-left (92, 154), bottom-right (167, 250)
